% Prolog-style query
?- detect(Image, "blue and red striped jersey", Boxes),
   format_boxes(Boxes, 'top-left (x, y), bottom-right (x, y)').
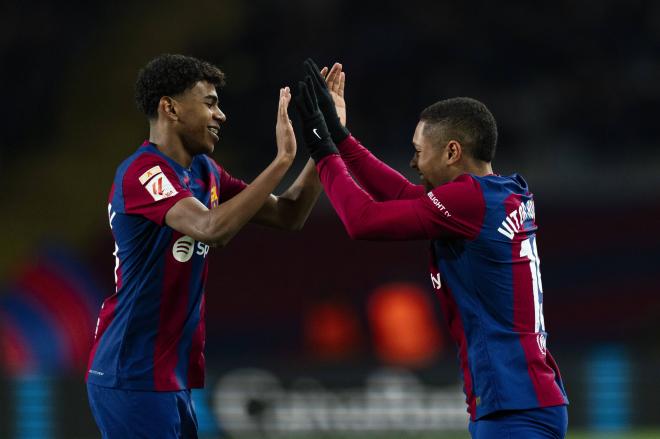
top-left (427, 174), bottom-right (568, 420)
top-left (86, 141), bottom-right (246, 391)
top-left (318, 136), bottom-right (569, 420)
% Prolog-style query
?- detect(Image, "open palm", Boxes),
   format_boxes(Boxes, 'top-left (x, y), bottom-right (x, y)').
top-left (321, 63), bottom-right (347, 126)
top-left (275, 87), bottom-right (296, 160)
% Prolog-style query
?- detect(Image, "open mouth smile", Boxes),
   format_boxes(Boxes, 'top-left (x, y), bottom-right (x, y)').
top-left (208, 126), bottom-right (219, 139)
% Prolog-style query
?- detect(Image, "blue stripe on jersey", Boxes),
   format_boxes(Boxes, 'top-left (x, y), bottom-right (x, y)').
top-left (111, 151), bottom-right (135, 213)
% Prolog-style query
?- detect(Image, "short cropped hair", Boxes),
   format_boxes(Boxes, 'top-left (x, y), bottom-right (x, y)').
top-left (420, 97), bottom-right (498, 162)
top-left (135, 54), bottom-right (226, 119)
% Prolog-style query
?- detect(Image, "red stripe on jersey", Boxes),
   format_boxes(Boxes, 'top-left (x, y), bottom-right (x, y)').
top-left (213, 159), bottom-right (247, 201)
top-left (153, 232), bottom-right (193, 390)
top-left (430, 251), bottom-right (476, 418)
top-left (506, 195), bottom-right (565, 407)
top-left (545, 349), bottom-right (565, 388)
top-left (86, 293), bottom-right (118, 381)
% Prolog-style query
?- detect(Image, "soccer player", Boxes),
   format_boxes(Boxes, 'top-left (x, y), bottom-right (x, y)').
top-left (293, 59), bottom-right (569, 439)
top-left (85, 54), bottom-right (321, 438)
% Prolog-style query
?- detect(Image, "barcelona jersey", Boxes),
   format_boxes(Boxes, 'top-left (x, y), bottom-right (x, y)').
top-left (86, 141), bottom-right (245, 391)
top-left (317, 135), bottom-right (569, 420)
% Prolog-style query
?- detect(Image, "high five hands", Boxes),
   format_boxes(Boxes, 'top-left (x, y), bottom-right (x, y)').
top-left (302, 58), bottom-right (350, 145)
top-left (294, 58), bottom-right (352, 163)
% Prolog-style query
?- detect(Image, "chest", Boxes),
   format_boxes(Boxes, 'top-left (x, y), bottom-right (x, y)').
top-left (178, 167), bottom-right (220, 209)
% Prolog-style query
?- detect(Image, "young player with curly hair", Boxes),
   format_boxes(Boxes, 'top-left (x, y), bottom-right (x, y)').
top-left (86, 54), bottom-right (321, 438)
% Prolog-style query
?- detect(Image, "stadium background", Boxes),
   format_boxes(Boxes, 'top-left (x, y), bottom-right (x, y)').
top-left (1, 0), bottom-right (659, 438)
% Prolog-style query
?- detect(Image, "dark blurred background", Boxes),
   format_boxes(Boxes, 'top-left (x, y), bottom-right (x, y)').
top-left (1, 1), bottom-right (659, 438)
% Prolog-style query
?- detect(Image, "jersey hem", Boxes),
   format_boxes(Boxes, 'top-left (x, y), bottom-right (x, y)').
top-left (86, 373), bottom-right (204, 391)
top-left (472, 398), bottom-right (569, 421)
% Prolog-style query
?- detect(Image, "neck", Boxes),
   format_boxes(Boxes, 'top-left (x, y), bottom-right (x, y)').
top-left (445, 160), bottom-right (493, 184)
top-left (465, 160), bottom-right (493, 177)
top-left (148, 122), bottom-right (192, 168)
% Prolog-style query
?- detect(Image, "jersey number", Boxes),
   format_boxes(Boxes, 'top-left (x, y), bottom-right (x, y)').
top-left (520, 237), bottom-right (545, 332)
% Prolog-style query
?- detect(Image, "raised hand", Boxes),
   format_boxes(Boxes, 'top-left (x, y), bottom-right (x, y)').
top-left (293, 77), bottom-right (339, 163)
top-left (320, 63), bottom-right (346, 127)
top-left (303, 58), bottom-right (350, 144)
top-left (275, 87), bottom-right (296, 162)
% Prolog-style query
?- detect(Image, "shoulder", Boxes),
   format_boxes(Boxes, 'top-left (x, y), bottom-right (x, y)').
top-left (118, 147), bottom-right (184, 203)
top-left (429, 174), bottom-right (484, 200)
top-left (424, 174), bottom-right (485, 217)
top-left (451, 173), bottom-right (483, 189)
top-left (111, 145), bottom-right (171, 205)
top-left (416, 174), bottom-right (486, 239)
top-left (113, 144), bottom-right (178, 182)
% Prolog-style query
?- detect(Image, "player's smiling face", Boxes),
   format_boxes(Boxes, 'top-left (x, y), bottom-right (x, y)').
top-left (174, 80), bottom-right (226, 156)
top-left (410, 121), bottom-right (453, 190)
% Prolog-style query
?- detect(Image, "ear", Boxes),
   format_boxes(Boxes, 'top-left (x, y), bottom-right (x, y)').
top-left (446, 140), bottom-right (463, 165)
top-left (158, 96), bottom-right (178, 121)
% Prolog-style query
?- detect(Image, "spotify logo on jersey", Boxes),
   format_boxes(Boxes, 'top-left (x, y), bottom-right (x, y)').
top-left (172, 236), bottom-right (195, 262)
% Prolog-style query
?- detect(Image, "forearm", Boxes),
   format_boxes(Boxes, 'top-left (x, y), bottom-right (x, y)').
top-left (252, 159), bottom-right (323, 230)
top-left (275, 159), bottom-right (323, 229)
top-left (317, 155), bottom-right (430, 241)
top-left (337, 136), bottom-right (425, 200)
top-left (205, 155), bottom-right (293, 245)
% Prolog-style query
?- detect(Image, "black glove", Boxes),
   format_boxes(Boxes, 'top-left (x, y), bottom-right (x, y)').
top-left (303, 58), bottom-right (350, 144)
top-left (294, 75), bottom-right (339, 163)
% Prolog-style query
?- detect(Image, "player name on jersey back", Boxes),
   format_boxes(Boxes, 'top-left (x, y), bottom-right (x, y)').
top-left (497, 199), bottom-right (536, 239)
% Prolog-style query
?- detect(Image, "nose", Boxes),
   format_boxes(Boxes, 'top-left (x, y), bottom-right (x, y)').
top-left (215, 108), bottom-right (227, 123)
top-left (410, 154), bottom-right (417, 169)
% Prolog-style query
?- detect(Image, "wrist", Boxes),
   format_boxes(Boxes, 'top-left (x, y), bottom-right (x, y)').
top-left (308, 139), bottom-right (338, 163)
top-left (330, 124), bottom-right (350, 144)
top-left (275, 151), bottom-right (295, 166)
top-left (323, 112), bottom-right (350, 144)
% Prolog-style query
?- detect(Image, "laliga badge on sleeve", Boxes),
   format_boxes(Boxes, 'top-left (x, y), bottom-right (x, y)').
top-left (139, 165), bottom-right (178, 201)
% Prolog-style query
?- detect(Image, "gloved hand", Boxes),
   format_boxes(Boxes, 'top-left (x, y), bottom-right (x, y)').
top-left (303, 58), bottom-right (350, 144)
top-left (293, 75), bottom-right (339, 163)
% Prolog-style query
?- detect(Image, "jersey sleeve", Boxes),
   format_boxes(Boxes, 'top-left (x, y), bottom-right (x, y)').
top-left (317, 154), bottom-right (485, 240)
top-left (210, 159), bottom-right (247, 202)
top-left (337, 135), bottom-right (425, 200)
top-left (122, 154), bottom-right (193, 225)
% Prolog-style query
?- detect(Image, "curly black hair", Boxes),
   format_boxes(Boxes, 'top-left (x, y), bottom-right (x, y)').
top-left (420, 97), bottom-right (498, 163)
top-left (135, 54), bottom-right (226, 119)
